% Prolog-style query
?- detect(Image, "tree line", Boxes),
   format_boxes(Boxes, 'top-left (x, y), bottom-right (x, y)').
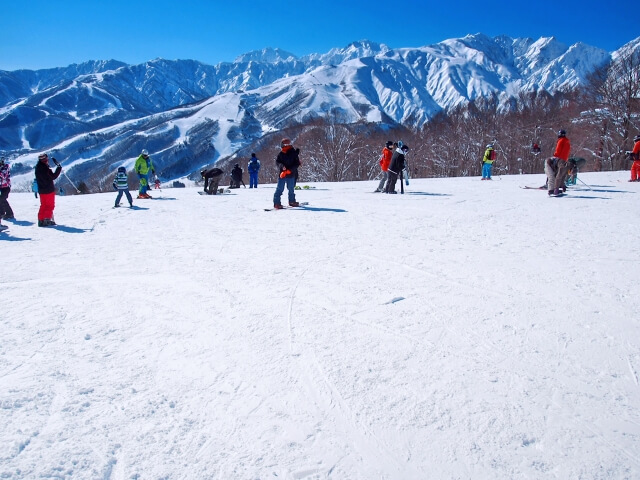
top-left (247, 45), bottom-right (639, 185)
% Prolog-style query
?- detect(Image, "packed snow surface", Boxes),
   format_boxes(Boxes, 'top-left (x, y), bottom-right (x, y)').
top-left (1, 171), bottom-right (639, 479)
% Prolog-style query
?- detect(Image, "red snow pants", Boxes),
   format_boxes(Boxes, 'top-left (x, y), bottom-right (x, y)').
top-left (38, 192), bottom-right (56, 221)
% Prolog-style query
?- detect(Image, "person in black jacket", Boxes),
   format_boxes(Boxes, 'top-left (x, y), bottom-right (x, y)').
top-left (273, 138), bottom-right (301, 209)
top-left (385, 143), bottom-right (409, 194)
top-left (35, 153), bottom-right (62, 226)
top-left (201, 167), bottom-right (224, 194)
top-left (230, 163), bottom-right (244, 188)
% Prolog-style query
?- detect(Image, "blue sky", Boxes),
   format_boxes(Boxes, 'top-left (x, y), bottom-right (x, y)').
top-left (1, 0), bottom-right (637, 71)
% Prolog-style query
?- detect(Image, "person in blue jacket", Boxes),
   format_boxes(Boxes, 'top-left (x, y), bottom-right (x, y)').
top-left (248, 153), bottom-right (261, 188)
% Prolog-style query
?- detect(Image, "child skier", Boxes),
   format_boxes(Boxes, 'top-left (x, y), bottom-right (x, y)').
top-left (113, 166), bottom-right (133, 207)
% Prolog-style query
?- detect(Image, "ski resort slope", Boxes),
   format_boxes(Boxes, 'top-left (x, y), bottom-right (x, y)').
top-left (1, 171), bottom-right (639, 479)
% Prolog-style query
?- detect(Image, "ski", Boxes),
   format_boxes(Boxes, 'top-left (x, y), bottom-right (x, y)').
top-left (521, 186), bottom-right (547, 190)
top-left (264, 202), bottom-right (309, 211)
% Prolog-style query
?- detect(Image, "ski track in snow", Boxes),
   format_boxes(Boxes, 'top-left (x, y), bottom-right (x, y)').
top-left (1, 172), bottom-right (640, 479)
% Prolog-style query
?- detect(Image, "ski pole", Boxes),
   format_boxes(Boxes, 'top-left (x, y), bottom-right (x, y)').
top-left (52, 158), bottom-right (81, 193)
top-left (576, 176), bottom-right (593, 191)
top-left (400, 169), bottom-right (404, 194)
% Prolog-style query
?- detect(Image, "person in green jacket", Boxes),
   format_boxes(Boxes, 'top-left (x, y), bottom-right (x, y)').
top-left (481, 143), bottom-right (496, 180)
top-left (134, 149), bottom-right (155, 198)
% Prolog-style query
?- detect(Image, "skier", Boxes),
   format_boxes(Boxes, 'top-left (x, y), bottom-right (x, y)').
top-left (201, 167), bottom-right (224, 194)
top-left (34, 153), bottom-right (62, 226)
top-left (273, 138), bottom-right (301, 209)
top-left (230, 163), bottom-right (244, 188)
top-left (545, 130), bottom-right (571, 196)
top-left (566, 157), bottom-right (586, 185)
top-left (248, 153), bottom-right (261, 188)
top-left (481, 143), bottom-right (496, 180)
top-left (113, 166), bottom-right (133, 208)
top-left (627, 135), bottom-right (640, 181)
top-left (375, 140), bottom-right (394, 192)
top-left (385, 142), bottom-right (409, 194)
top-left (0, 156), bottom-right (15, 220)
top-left (134, 149), bottom-right (155, 199)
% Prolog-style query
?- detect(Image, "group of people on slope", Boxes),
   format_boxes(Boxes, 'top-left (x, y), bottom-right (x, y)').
top-left (3, 132), bottom-right (640, 231)
top-left (200, 153), bottom-right (262, 195)
top-left (375, 140), bottom-right (410, 194)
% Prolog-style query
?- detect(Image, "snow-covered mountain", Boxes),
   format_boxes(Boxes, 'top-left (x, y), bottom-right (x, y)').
top-left (0, 33), bottom-right (633, 184)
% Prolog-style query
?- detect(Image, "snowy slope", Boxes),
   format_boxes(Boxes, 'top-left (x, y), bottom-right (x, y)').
top-left (1, 171), bottom-right (640, 479)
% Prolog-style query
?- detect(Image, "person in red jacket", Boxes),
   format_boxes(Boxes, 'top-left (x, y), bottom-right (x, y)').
top-left (34, 153), bottom-right (62, 226)
top-left (545, 129), bottom-right (571, 196)
top-left (628, 135), bottom-right (640, 181)
top-left (375, 140), bottom-right (394, 192)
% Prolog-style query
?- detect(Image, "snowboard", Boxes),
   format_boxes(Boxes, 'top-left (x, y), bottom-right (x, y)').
top-left (199, 188), bottom-right (231, 195)
top-left (264, 202), bottom-right (309, 211)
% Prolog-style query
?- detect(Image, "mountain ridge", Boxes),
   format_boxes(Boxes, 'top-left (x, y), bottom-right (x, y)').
top-left (2, 33), bottom-right (637, 186)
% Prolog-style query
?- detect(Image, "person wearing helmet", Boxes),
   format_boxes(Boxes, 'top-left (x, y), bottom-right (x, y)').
top-left (134, 149), bottom-right (155, 199)
top-left (273, 138), bottom-right (301, 209)
top-left (0, 156), bottom-right (15, 221)
top-left (481, 143), bottom-right (496, 180)
top-left (545, 129), bottom-right (571, 196)
top-left (34, 153), bottom-right (62, 226)
top-left (230, 163), bottom-right (244, 188)
top-left (113, 166), bottom-right (134, 208)
top-left (375, 141), bottom-right (394, 192)
top-left (385, 143), bottom-right (409, 194)
top-left (626, 134), bottom-right (640, 181)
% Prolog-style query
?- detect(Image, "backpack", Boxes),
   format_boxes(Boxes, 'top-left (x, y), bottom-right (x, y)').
top-left (489, 149), bottom-right (496, 161)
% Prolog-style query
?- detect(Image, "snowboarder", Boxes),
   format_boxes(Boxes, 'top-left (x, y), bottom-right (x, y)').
top-left (248, 153), bottom-right (261, 188)
top-left (135, 149), bottom-right (155, 199)
top-left (627, 135), bottom-right (640, 182)
top-left (0, 156), bottom-right (15, 220)
top-left (113, 166), bottom-right (133, 207)
top-left (385, 142), bottom-right (409, 194)
top-left (34, 153), bottom-right (62, 226)
top-left (481, 143), bottom-right (496, 180)
top-left (545, 130), bottom-right (571, 196)
top-left (375, 140), bottom-right (394, 192)
top-left (201, 167), bottom-right (224, 194)
top-left (230, 163), bottom-right (244, 188)
top-left (273, 138), bottom-right (301, 209)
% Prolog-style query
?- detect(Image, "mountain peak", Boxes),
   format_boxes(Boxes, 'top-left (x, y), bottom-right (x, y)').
top-left (234, 47), bottom-right (297, 64)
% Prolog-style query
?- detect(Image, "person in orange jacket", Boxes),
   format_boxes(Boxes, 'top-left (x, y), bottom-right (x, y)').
top-left (628, 135), bottom-right (640, 181)
top-left (545, 129), bottom-right (571, 196)
top-left (375, 140), bottom-right (394, 192)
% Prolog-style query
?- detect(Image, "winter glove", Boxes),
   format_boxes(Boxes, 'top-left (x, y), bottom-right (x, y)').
top-left (113, 181), bottom-right (117, 190)
top-left (52, 158), bottom-right (60, 167)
